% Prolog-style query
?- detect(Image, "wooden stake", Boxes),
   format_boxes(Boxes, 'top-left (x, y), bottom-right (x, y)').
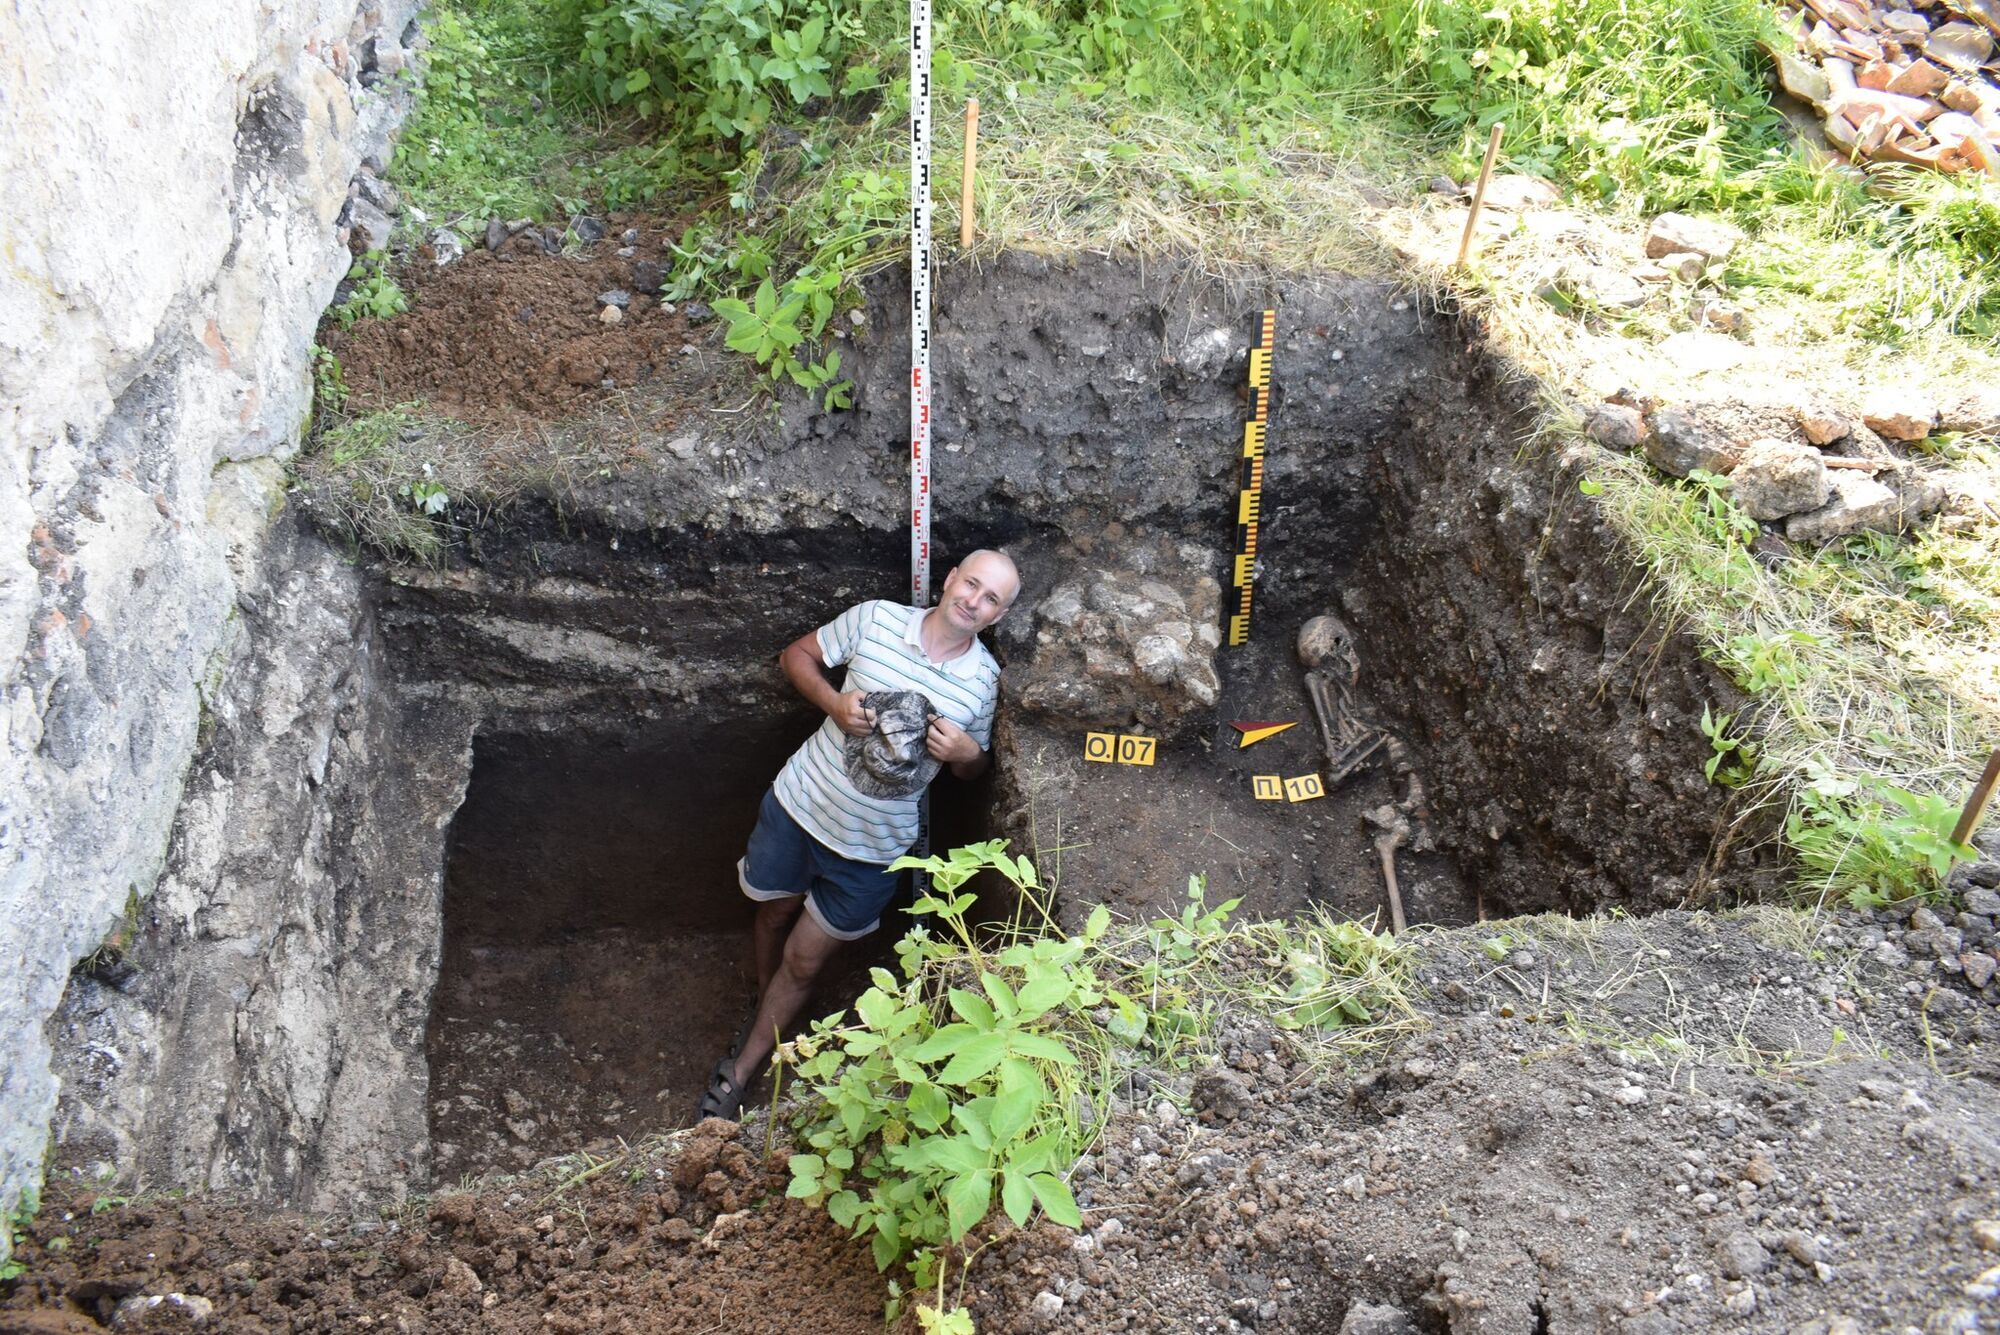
top-left (1455, 122), bottom-right (1506, 268)
top-left (1950, 747), bottom-right (2000, 848)
top-left (960, 98), bottom-right (980, 249)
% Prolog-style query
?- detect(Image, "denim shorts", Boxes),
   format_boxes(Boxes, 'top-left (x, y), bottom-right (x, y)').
top-left (737, 787), bottom-right (902, 941)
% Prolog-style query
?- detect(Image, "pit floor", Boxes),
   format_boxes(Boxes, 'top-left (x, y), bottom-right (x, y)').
top-left (1014, 626), bottom-right (1476, 933)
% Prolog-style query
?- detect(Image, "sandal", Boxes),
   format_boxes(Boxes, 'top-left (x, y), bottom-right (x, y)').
top-left (695, 1057), bottom-right (749, 1122)
top-left (725, 1009), bottom-right (761, 1063)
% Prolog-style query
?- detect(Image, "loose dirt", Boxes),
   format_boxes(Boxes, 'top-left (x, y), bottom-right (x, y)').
top-left (12, 906), bottom-right (2000, 1332)
top-left (323, 217), bottom-right (723, 424)
top-left (3, 1121), bottom-right (885, 1335)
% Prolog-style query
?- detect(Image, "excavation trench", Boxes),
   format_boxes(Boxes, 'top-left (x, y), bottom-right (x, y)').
top-left (50, 254), bottom-right (1752, 1206)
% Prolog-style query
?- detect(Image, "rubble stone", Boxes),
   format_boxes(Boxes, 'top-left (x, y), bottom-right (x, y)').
top-left (1862, 389), bottom-right (1937, 441)
top-left (1585, 402), bottom-right (1647, 449)
top-left (1478, 174), bottom-right (1560, 210)
top-left (1544, 262), bottom-right (1647, 310)
top-left (1885, 465), bottom-right (1948, 528)
top-left (1797, 410), bottom-right (1851, 445)
top-left (1728, 439), bottom-right (1832, 520)
top-left (1658, 251), bottom-right (1708, 282)
top-left (1644, 409), bottom-right (1743, 478)
top-left (1939, 387), bottom-right (2000, 436)
top-left (1694, 298), bottom-right (1746, 333)
top-left (1004, 539), bottom-right (1223, 738)
top-left (1644, 212), bottom-right (1745, 262)
top-left (1785, 469), bottom-right (1900, 543)
top-left (1772, 47), bottom-right (1833, 104)
top-left (1888, 59), bottom-right (1949, 99)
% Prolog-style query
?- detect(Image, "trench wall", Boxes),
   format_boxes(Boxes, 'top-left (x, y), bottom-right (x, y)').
top-left (31, 243), bottom-right (1750, 1226)
top-left (0, 0), bottom-right (420, 1245)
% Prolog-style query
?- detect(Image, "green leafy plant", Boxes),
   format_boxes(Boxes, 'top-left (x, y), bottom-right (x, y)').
top-left (1787, 761), bottom-right (1978, 906)
top-left (712, 274), bottom-right (853, 408)
top-left (3, 1184), bottom-right (41, 1281)
top-left (782, 841), bottom-right (1091, 1279)
top-left (333, 253), bottom-right (409, 329)
top-left (310, 343), bottom-right (348, 416)
top-left (1684, 468), bottom-right (1760, 549)
top-left (404, 478), bottom-right (451, 515)
top-left (715, 278), bottom-right (806, 363)
top-left (572, 0), bottom-right (859, 140)
top-left (916, 1302), bottom-right (977, 1334)
top-left (1698, 704), bottom-right (1757, 786)
top-left (1720, 628), bottom-right (1819, 695)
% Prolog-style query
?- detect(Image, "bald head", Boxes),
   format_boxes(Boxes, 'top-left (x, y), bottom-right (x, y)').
top-left (935, 549), bottom-right (1020, 637)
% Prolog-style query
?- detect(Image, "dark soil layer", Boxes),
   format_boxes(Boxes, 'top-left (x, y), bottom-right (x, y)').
top-left (2, 1121), bottom-right (884, 1334)
top-left (322, 242), bottom-right (1744, 925)
top-left (988, 621), bottom-right (1473, 934)
top-left (1343, 354), bottom-right (1763, 916)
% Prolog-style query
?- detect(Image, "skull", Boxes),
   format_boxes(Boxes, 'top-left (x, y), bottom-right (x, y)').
top-left (1297, 613), bottom-right (1360, 687)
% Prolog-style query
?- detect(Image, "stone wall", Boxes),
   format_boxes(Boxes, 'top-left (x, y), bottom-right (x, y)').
top-left (0, 0), bottom-right (419, 1251)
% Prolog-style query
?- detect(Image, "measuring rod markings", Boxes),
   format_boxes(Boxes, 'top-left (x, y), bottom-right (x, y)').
top-left (1227, 310), bottom-right (1277, 646)
top-left (908, 0), bottom-right (934, 883)
top-left (909, 0), bottom-right (933, 608)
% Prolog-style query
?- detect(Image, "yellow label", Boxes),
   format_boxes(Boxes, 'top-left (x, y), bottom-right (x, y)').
top-left (1284, 773), bottom-right (1326, 803)
top-left (1117, 735), bottom-right (1157, 766)
top-left (1083, 732), bottom-right (1117, 763)
top-left (1252, 775), bottom-right (1284, 800)
top-left (1233, 553), bottom-right (1255, 586)
top-left (1227, 614), bottom-right (1250, 646)
top-left (1248, 347), bottom-right (1271, 387)
top-left (1242, 421), bottom-right (1264, 458)
top-left (1238, 490), bottom-right (1259, 524)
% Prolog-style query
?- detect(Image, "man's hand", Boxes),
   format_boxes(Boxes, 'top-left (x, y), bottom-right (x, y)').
top-left (926, 717), bottom-right (981, 767)
top-left (832, 690), bottom-right (877, 737)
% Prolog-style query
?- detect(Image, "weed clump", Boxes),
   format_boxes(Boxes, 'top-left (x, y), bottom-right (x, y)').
top-left (776, 841), bottom-right (1410, 1319)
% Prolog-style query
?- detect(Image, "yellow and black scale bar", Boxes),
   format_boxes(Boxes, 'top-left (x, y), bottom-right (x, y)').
top-left (1228, 310), bottom-right (1277, 647)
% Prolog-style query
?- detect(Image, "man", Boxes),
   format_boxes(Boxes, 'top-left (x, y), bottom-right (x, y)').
top-left (696, 549), bottom-right (1020, 1120)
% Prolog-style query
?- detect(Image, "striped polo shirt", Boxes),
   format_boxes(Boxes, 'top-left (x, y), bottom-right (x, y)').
top-left (772, 600), bottom-right (1000, 864)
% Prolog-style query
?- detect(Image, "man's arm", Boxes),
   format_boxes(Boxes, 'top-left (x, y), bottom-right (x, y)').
top-left (779, 630), bottom-right (876, 736)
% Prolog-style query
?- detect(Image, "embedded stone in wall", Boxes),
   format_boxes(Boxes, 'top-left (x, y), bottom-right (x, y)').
top-left (1003, 535), bottom-right (1223, 739)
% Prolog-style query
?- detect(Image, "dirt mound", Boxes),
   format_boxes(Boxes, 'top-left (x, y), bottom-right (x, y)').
top-left (1, 1121), bottom-right (884, 1334)
top-left (966, 909), bottom-right (2000, 1333)
top-left (15, 910), bottom-right (2000, 1333)
top-left (322, 218), bottom-right (723, 424)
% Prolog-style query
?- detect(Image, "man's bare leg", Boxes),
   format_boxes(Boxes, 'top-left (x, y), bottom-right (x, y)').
top-left (729, 909), bottom-right (845, 1091)
top-left (752, 896), bottom-right (805, 997)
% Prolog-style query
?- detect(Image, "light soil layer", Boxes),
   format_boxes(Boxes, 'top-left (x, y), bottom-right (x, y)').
top-left (10, 907), bottom-right (2000, 1332)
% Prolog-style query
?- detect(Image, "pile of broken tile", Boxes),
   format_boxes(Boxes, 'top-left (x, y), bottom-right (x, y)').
top-left (1770, 0), bottom-right (2000, 172)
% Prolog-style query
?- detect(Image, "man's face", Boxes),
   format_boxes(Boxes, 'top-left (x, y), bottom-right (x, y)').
top-left (938, 555), bottom-right (1017, 636)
